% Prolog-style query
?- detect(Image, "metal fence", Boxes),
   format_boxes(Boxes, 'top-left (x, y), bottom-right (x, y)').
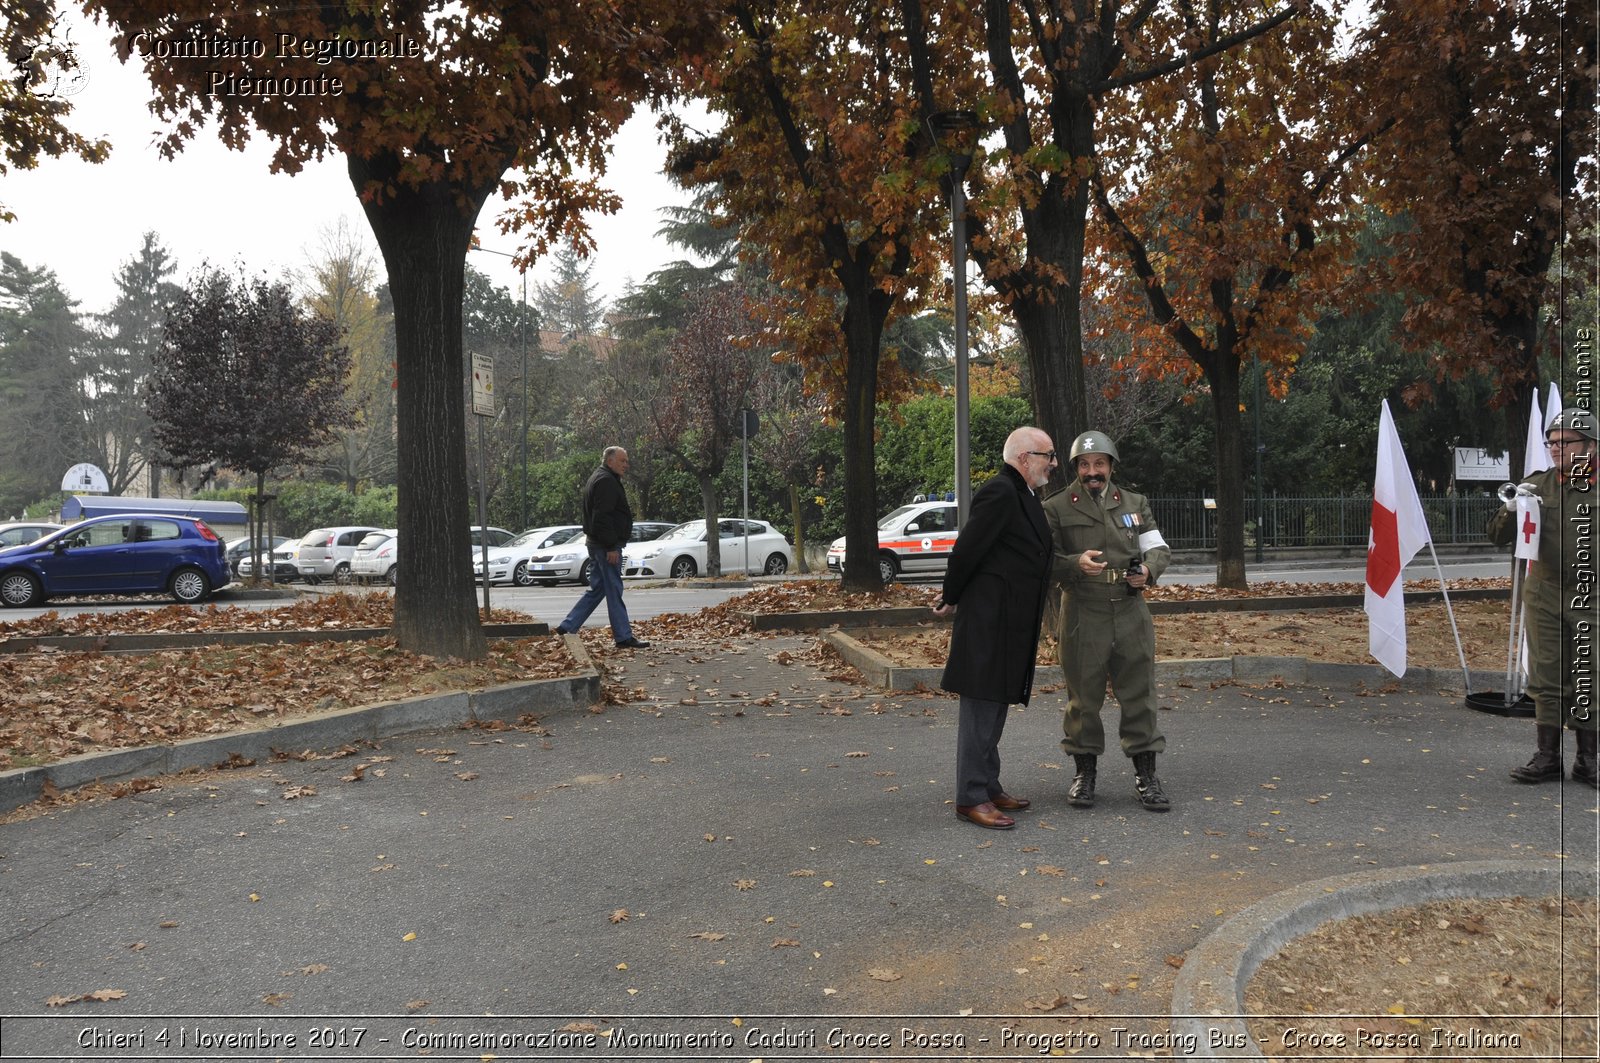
top-left (1149, 495), bottom-right (1502, 550)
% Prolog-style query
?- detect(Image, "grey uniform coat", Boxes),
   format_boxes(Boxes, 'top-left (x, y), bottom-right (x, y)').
top-left (938, 464), bottom-right (1052, 705)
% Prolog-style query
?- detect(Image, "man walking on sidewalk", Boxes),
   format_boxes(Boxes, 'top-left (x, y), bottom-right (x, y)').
top-left (556, 447), bottom-right (649, 650)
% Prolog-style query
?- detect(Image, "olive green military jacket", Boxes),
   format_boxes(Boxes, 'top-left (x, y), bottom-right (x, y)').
top-left (1044, 479), bottom-right (1171, 597)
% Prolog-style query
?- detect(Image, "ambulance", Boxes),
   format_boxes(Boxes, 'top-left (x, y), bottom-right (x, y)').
top-left (826, 500), bottom-right (959, 584)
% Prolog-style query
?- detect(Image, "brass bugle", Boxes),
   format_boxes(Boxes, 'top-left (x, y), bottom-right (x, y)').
top-left (1497, 481), bottom-right (1541, 503)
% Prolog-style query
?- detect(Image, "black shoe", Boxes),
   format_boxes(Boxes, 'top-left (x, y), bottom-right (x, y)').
top-left (1510, 725), bottom-right (1564, 784)
top-left (553, 624), bottom-right (574, 635)
top-left (1132, 751), bottom-right (1171, 812)
top-left (1067, 754), bottom-right (1097, 808)
top-left (1575, 730), bottom-right (1599, 790)
top-left (614, 637), bottom-right (650, 649)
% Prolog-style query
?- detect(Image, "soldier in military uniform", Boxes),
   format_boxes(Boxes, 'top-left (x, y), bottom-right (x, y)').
top-left (1044, 430), bottom-right (1173, 811)
top-left (1487, 407), bottom-right (1598, 788)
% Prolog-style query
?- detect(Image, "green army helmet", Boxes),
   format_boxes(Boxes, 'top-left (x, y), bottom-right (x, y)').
top-left (1547, 407), bottom-right (1598, 442)
top-left (1069, 430), bottom-right (1120, 463)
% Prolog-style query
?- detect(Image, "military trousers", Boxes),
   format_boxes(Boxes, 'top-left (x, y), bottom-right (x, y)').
top-left (1524, 583), bottom-right (1599, 732)
top-left (1057, 592), bottom-right (1165, 756)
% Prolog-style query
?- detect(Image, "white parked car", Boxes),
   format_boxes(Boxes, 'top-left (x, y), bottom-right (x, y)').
top-left (623, 518), bottom-right (793, 580)
top-left (350, 529), bottom-right (398, 585)
top-left (475, 525), bottom-right (584, 586)
top-left (237, 536), bottom-right (302, 582)
top-left (826, 500), bottom-right (959, 584)
top-left (0, 521), bottom-right (64, 549)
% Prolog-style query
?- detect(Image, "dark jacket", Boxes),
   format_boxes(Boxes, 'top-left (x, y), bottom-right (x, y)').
top-left (581, 464), bottom-right (634, 550)
top-left (938, 463), bottom-right (1052, 705)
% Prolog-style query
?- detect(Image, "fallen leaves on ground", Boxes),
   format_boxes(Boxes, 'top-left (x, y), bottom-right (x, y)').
top-left (0, 618), bottom-right (578, 771)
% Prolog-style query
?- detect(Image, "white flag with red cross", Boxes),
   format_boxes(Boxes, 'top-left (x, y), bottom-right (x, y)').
top-left (1364, 401), bottom-right (1433, 677)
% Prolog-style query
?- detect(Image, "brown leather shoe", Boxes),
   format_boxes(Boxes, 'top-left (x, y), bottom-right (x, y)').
top-left (955, 802), bottom-right (1015, 830)
top-left (991, 792), bottom-right (1031, 812)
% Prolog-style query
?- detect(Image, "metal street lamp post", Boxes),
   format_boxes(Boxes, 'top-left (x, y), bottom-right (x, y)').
top-left (928, 110), bottom-right (980, 528)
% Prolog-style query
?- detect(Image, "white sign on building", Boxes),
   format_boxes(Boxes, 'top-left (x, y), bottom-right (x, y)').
top-left (1452, 447), bottom-right (1510, 481)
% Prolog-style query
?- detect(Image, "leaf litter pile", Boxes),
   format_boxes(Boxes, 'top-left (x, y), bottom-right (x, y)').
top-left (0, 595), bottom-right (575, 771)
top-left (1245, 895), bottom-right (1598, 1059)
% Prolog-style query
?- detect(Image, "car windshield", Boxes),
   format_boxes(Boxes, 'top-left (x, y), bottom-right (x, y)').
top-left (356, 532), bottom-right (391, 550)
top-left (508, 527), bottom-right (558, 547)
top-left (878, 505), bottom-right (921, 530)
top-left (659, 522), bottom-right (706, 542)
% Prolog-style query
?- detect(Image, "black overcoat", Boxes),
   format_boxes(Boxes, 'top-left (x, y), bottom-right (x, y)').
top-left (938, 463), bottom-right (1052, 705)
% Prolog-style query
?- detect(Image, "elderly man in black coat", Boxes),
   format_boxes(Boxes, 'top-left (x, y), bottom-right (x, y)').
top-left (932, 426), bottom-right (1057, 829)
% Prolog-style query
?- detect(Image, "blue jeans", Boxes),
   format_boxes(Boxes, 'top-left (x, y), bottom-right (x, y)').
top-left (559, 545), bottom-right (633, 642)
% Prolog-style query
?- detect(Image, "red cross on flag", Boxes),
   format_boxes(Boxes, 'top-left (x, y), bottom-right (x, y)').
top-left (1364, 400), bottom-right (1433, 677)
top-left (1514, 494), bottom-right (1541, 561)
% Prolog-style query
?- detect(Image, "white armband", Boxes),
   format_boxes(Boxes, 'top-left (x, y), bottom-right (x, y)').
top-left (1137, 529), bottom-right (1167, 553)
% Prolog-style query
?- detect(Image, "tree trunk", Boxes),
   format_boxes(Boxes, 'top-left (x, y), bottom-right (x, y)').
top-left (789, 483), bottom-right (809, 574)
top-left (839, 289), bottom-right (888, 593)
top-left (351, 157), bottom-right (492, 659)
top-left (699, 475), bottom-right (721, 576)
top-left (1208, 356), bottom-right (1247, 589)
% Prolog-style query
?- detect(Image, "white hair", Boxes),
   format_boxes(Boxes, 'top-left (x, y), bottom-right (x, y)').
top-left (1002, 426), bottom-right (1045, 463)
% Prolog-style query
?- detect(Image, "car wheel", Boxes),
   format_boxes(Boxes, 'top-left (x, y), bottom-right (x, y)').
top-left (669, 556), bottom-right (698, 579)
top-left (0, 570), bottom-right (42, 607)
top-left (878, 553), bottom-right (898, 585)
top-left (333, 562), bottom-right (353, 585)
top-left (513, 561), bottom-right (535, 587)
top-left (764, 553), bottom-right (788, 575)
top-left (170, 567), bottom-right (212, 604)
top-left (578, 559), bottom-right (593, 586)
top-left (386, 565), bottom-right (398, 587)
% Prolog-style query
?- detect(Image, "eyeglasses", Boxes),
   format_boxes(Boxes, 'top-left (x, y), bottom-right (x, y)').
top-left (1547, 437), bottom-right (1588, 448)
top-left (1027, 450), bottom-right (1058, 462)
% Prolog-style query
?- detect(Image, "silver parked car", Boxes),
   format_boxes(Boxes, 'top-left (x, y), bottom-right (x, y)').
top-left (296, 525), bottom-right (381, 584)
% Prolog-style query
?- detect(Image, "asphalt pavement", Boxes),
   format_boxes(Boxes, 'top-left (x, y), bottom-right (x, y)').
top-left (0, 623), bottom-right (1595, 1061)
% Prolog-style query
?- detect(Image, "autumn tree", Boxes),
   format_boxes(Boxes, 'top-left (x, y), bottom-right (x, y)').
top-left (900, 0), bottom-right (1303, 462)
top-left (1085, 2), bottom-right (1379, 587)
top-left (641, 285), bottom-right (765, 575)
top-left (302, 219), bottom-right (395, 492)
top-left (669, 0), bottom-right (952, 592)
top-left (149, 268), bottom-right (356, 576)
top-left (1351, 0), bottom-right (1597, 476)
top-left (749, 369), bottom-right (829, 572)
top-left (0, 0), bottom-right (109, 222)
top-left (86, 233), bottom-right (182, 496)
top-left (86, 2), bottom-right (717, 658)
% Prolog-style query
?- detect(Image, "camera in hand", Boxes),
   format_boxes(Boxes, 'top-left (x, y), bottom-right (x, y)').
top-left (1127, 556), bottom-right (1144, 596)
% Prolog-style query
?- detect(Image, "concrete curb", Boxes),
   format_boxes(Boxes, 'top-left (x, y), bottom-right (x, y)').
top-left (1170, 860), bottom-right (1600, 1058)
top-left (0, 669), bottom-right (600, 814)
top-left (819, 630), bottom-right (1505, 695)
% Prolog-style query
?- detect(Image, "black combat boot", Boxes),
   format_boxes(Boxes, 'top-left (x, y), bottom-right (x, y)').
top-left (1131, 751), bottom-right (1171, 812)
top-left (1573, 729), bottom-right (1598, 790)
top-left (1509, 725), bottom-right (1564, 784)
top-left (1067, 754), bottom-right (1097, 808)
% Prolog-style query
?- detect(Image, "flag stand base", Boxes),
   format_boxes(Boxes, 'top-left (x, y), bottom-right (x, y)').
top-left (1464, 691), bottom-right (1535, 718)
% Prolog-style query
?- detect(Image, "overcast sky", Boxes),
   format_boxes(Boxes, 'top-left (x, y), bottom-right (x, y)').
top-left (4, 11), bottom-right (697, 318)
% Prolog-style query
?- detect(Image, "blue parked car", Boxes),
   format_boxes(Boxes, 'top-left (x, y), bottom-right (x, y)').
top-left (0, 513), bottom-right (231, 608)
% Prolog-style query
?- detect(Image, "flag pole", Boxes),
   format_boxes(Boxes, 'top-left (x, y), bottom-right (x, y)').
top-left (1421, 538), bottom-right (1473, 693)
